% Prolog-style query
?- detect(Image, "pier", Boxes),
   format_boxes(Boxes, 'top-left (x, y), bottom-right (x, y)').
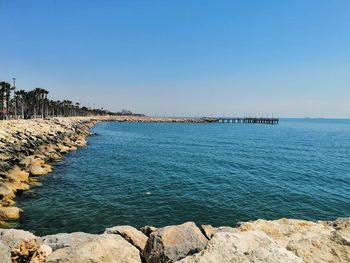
top-left (217, 117), bottom-right (279, 124)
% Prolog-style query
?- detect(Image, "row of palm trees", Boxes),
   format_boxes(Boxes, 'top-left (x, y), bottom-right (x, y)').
top-left (0, 81), bottom-right (116, 120)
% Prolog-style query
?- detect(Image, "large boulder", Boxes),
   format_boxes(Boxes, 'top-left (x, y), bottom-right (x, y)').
top-left (0, 229), bottom-right (38, 249)
top-left (0, 206), bottom-right (20, 220)
top-left (10, 239), bottom-right (49, 263)
top-left (105, 225), bottom-right (148, 252)
top-left (41, 232), bottom-right (97, 251)
top-left (29, 164), bottom-right (52, 176)
top-left (237, 218), bottom-right (333, 247)
top-left (20, 156), bottom-right (52, 176)
top-left (0, 183), bottom-right (15, 199)
top-left (46, 234), bottom-right (142, 263)
top-left (5, 180), bottom-right (30, 193)
top-left (143, 222), bottom-right (208, 263)
top-left (286, 233), bottom-right (350, 263)
top-left (178, 231), bottom-right (303, 263)
top-left (5, 165), bottom-right (29, 183)
top-left (233, 218), bottom-right (350, 263)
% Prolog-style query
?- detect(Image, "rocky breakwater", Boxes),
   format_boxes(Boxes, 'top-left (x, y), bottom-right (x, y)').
top-left (0, 217), bottom-right (349, 262)
top-left (0, 118), bottom-right (95, 224)
top-left (94, 116), bottom-right (219, 123)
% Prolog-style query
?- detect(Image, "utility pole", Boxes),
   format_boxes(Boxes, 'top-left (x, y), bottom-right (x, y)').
top-left (12, 78), bottom-right (16, 119)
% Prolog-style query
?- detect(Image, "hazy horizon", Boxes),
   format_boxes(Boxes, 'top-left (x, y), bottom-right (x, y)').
top-left (1, 1), bottom-right (349, 118)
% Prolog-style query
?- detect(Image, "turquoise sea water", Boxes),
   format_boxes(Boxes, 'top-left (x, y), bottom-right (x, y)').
top-left (15, 119), bottom-right (350, 235)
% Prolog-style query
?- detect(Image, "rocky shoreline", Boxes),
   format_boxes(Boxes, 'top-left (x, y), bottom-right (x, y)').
top-left (0, 116), bottom-right (216, 224)
top-left (0, 217), bottom-right (349, 262)
top-left (1, 117), bottom-right (349, 262)
top-left (0, 117), bottom-right (98, 224)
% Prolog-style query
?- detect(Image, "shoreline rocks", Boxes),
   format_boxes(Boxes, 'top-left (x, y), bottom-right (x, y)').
top-left (0, 117), bottom-right (96, 224)
top-left (143, 222), bottom-right (208, 263)
top-left (0, 218), bottom-right (349, 262)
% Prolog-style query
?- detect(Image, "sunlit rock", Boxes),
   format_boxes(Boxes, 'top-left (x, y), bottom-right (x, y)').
top-left (105, 225), bottom-right (148, 252)
top-left (144, 222), bottom-right (208, 263)
top-left (46, 234), bottom-right (142, 263)
top-left (178, 231), bottom-right (303, 263)
top-left (0, 206), bottom-right (20, 220)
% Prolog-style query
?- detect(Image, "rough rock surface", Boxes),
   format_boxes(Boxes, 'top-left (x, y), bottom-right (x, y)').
top-left (0, 206), bottom-right (20, 220)
top-left (0, 118), bottom-right (94, 223)
top-left (0, 229), bottom-right (38, 249)
top-left (0, 240), bottom-right (11, 263)
top-left (144, 222), bottom-right (208, 263)
top-left (237, 218), bottom-right (350, 263)
top-left (0, 218), bottom-right (350, 262)
top-left (140, 225), bottom-right (158, 236)
top-left (200, 224), bottom-right (235, 239)
top-left (46, 234), bottom-right (142, 263)
top-left (105, 225), bottom-right (148, 252)
top-left (10, 239), bottom-right (41, 262)
top-left (178, 231), bottom-right (303, 263)
top-left (41, 232), bottom-right (97, 251)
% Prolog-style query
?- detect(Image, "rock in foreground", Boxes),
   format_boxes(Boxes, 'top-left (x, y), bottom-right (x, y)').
top-left (143, 222), bottom-right (208, 263)
top-left (0, 218), bottom-right (350, 262)
top-left (46, 234), bottom-right (141, 263)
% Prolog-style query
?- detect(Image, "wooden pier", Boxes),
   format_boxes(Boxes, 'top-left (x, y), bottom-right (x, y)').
top-left (217, 117), bottom-right (279, 125)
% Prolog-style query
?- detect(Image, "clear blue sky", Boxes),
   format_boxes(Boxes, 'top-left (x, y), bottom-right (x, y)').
top-left (1, 1), bottom-right (349, 117)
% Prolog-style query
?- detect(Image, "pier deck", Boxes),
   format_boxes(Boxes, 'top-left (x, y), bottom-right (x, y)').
top-left (217, 117), bottom-right (279, 124)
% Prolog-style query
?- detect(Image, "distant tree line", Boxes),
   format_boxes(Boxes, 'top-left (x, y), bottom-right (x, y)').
top-left (0, 80), bottom-right (143, 119)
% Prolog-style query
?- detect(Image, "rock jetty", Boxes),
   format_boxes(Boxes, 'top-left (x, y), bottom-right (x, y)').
top-left (0, 218), bottom-right (349, 262)
top-left (0, 117), bottom-right (97, 224)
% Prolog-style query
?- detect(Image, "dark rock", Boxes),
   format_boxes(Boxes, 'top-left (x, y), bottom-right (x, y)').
top-left (140, 226), bottom-right (158, 237)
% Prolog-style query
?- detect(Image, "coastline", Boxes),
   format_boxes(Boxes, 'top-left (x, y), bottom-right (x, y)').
top-left (1, 217), bottom-right (349, 262)
top-left (0, 117), bottom-right (349, 262)
top-left (0, 116), bottom-right (217, 224)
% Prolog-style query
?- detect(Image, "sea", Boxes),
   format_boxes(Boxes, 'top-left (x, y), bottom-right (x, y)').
top-left (15, 118), bottom-right (350, 235)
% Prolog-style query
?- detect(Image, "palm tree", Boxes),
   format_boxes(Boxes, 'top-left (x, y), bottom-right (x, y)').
top-left (4, 82), bottom-right (14, 119)
top-left (15, 90), bottom-right (27, 119)
top-left (0, 78), bottom-right (118, 118)
top-left (0, 82), bottom-right (6, 119)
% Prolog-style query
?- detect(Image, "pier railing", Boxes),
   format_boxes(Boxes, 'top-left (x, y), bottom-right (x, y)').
top-left (217, 117), bottom-right (279, 124)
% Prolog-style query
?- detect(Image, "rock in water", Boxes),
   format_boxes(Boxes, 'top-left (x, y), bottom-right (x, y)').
top-left (0, 183), bottom-right (15, 200)
top-left (105, 225), bottom-right (148, 252)
top-left (0, 206), bottom-right (20, 220)
top-left (143, 222), bottom-right (208, 263)
top-left (46, 234), bottom-right (142, 263)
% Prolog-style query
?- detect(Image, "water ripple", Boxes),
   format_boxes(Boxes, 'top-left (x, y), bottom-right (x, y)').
top-left (15, 119), bottom-right (350, 235)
